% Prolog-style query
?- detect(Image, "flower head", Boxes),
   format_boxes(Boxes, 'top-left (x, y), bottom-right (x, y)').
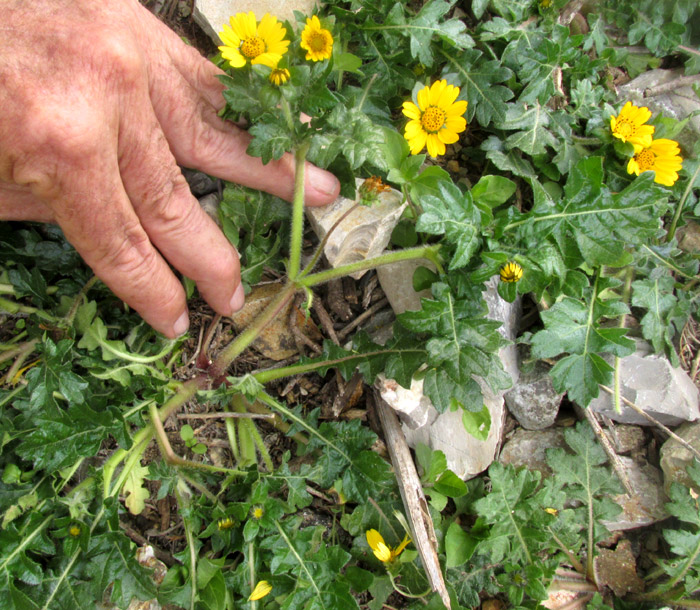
top-left (359, 176), bottom-right (392, 205)
top-left (219, 12), bottom-right (289, 69)
top-left (627, 138), bottom-right (683, 186)
top-left (252, 505), bottom-right (264, 520)
top-left (366, 529), bottom-right (411, 563)
top-left (610, 102), bottom-right (655, 147)
top-left (300, 16), bottom-right (333, 62)
top-left (500, 261), bottom-right (523, 283)
top-left (248, 580), bottom-right (272, 601)
top-left (269, 62), bottom-right (290, 86)
top-left (402, 80), bottom-right (468, 157)
top-left (217, 517), bottom-right (234, 530)
top-left (69, 524), bottom-right (81, 537)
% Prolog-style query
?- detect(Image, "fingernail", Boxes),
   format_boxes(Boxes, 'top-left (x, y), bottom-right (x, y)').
top-left (173, 311), bottom-right (190, 337)
top-left (230, 283), bottom-right (245, 314)
top-left (306, 164), bottom-right (340, 199)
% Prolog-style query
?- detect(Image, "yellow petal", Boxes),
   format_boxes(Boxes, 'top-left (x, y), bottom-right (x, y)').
top-left (218, 24), bottom-right (241, 47)
top-left (373, 542), bottom-right (393, 563)
top-left (248, 580), bottom-right (272, 601)
top-left (252, 52), bottom-right (283, 68)
top-left (366, 529), bottom-right (384, 551)
top-left (437, 84), bottom-right (459, 109)
top-left (426, 133), bottom-right (444, 157)
top-left (446, 100), bottom-right (468, 118)
top-left (407, 129), bottom-right (427, 154)
top-left (402, 102), bottom-right (421, 120)
top-left (220, 48), bottom-right (246, 68)
top-left (627, 157), bottom-right (640, 176)
top-left (444, 116), bottom-right (467, 134)
top-left (438, 128), bottom-right (459, 144)
top-left (417, 86), bottom-right (430, 112)
top-left (394, 533), bottom-right (411, 556)
top-left (427, 80), bottom-right (444, 106)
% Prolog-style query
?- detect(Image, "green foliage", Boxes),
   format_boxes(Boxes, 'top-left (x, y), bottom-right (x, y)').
top-left (1, 0), bottom-right (699, 608)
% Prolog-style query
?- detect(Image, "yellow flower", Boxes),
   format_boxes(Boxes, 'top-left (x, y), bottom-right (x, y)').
top-left (300, 15), bottom-right (333, 62)
top-left (402, 80), bottom-right (468, 157)
top-left (500, 261), bottom-right (523, 283)
top-left (627, 138), bottom-right (683, 187)
top-left (217, 517), bottom-right (234, 530)
top-left (366, 529), bottom-right (411, 563)
top-left (248, 580), bottom-right (272, 601)
top-left (610, 102), bottom-right (655, 147)
top-left (69, 524), bottom-right (81, 537)
top-left (269, 62), bottom-right (290, 86)
top-left (218, 12), bottom-right (289, 69)
top-left (252, 506), bottom-right (264, 520)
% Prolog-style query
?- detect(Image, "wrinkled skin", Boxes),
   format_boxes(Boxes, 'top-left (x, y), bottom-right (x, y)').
top-left (0, 0), bottom-right (339, 337)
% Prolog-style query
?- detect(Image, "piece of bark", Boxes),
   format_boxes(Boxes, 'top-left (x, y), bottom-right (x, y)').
top-left (373, 391), bottom-right (451, 609)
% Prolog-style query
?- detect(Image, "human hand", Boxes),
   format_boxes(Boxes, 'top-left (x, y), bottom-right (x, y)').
top-left (0, 0), bottom-right (339, 338)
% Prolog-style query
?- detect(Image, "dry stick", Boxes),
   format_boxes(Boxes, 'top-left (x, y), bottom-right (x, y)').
top-left (176, 412), bottom-right (275, 420)
top-left (582, 409), bottom-right (634, 495)
top-left (337, 297), bottom-right (389, 340)
top-left (600, 385), bottom-right (700, 461)
top-left (312, 296), bottom-right (340, 345)
top-left (374, 392), bottom-right (451, 610)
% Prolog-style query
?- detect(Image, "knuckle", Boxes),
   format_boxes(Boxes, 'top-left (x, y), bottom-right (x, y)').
top-left (94, 29), bottom-right (142, 85)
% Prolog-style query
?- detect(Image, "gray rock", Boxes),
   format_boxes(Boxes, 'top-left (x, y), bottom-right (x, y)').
top-left (603, 424), bottom-right (646, 456)
top-left (499, 428), bottom-right (568, 476)
top-left (660, 422), bottom-right (700, 493)
top-left (183, 168), bottom-right (218, 197)
top-left (504, 362), bottom-right (564, 430)
top-left (381, 276), bottom-right (520, 480)
top-left (602, 457), bottom-right (669, 531)
top-left (377, 258), bottom-right (435, 315)
top-left (588, 340), bottom-right (700, 426)
top-left (198, 193), bottom-right (221, 225)
top-left (618, 69), bottom-right (700, 152)
top-left (194, 0), bottom-right (320, 45)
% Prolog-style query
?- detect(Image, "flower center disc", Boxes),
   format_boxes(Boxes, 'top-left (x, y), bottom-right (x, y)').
top-left (421, 107), bottom-right (446, 133)
top-left (616, 119), bottom-right (634, 138)
top-left (308, 32), bottom-right (327, 52)
top-left (635, 149), bottom-right (655, 171)
top-left (241, 36), bottom-right (265, 58)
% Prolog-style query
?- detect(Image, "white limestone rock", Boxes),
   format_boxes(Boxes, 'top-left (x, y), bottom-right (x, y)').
top-left (194, 0), bottom-right (319, 45)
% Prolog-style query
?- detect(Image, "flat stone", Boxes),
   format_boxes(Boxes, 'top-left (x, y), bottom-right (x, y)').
top-left (376, 257), bottom-right (436, 315)
top-left (588, 340), bottom-right (700, 426)
top-left (306, 178), bottom-right (407, 280)
top-left (499, 428), bottom-right (568, 477)
top-left (382, 277), bottom-right (520, 479)
top-left (618, 69), bottom-right (700, 152)
top-left (660, 422), bottom-right (700, 493)
top-left (603, 424), bottom-right (646, 455)
top-left (602, 457), bottom-right (669, 531)
top-left (594, 539), bottom-right (644, 597)
top-left (504, 362), bottom-right (563, 430)
top-left (194, 0), bottom-right (319, 45)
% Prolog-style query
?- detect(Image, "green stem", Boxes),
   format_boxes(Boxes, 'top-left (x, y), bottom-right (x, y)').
top-left (274, 520), bottom-right (320, 595)
top-left (666, 161), bottom-right (700, 242)
top-left (174, 481), bottom-right (197, 610)
top-left (249, 542), bottom-right (258, 610)
top-left (298, 245), bottom-right (442, 286)
top-left (614, 267), bottom-right (634, 414)
top-left (288, 143), bottom-right (310, 281)
top-left (0, 296), bottom-right (57, 322)
top-left (63, 275), bottom-right (98, 328)
top-left (253, 347), bottom-right (423, 385)
top-left (210, 283), bottom-right (297, 376)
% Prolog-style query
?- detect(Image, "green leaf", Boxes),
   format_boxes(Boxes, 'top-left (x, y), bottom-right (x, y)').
top-left (631, 274), bottom-right (681, 364)
top-left (416, 181), bottom-right (481, 270)
top-left (497, 102), bottom-right (557, 156)
top-left (445, 521), bottom-right (477, 567)
top-left (247, 118), bottom-right (294, 163)
top-left (442, 48), bottom-right (514, 126)
top-left (462, 403), bottom-right (491, 441)
top-left (471, 175), bottom-right (517, 208)
top-left (531, 276), bottom-right (635, 406)
top-left (434, 470), bottom-right (468, 498)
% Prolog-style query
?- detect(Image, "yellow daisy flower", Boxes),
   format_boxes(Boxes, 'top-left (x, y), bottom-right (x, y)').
top-left (500, 261), bottom-right (523, 283)
top-left (269, 61), bottom-right (290, 86)
top-left (366, 529), bottom-right (411, 563)
top-left (402, 80), bottom-right (468, 158)
top-left (218, 12), bottom-right (289, 69)
top-left (252, 505), bottom-right (264, 520)
top-left (300, 15), bottom-right (333, 62)
top-left (610, 102), bottom-right (655, 147)
top-left (248, 580), bottom-right (272, 601)
top-left (627, 138), bottom-right (683, 187)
